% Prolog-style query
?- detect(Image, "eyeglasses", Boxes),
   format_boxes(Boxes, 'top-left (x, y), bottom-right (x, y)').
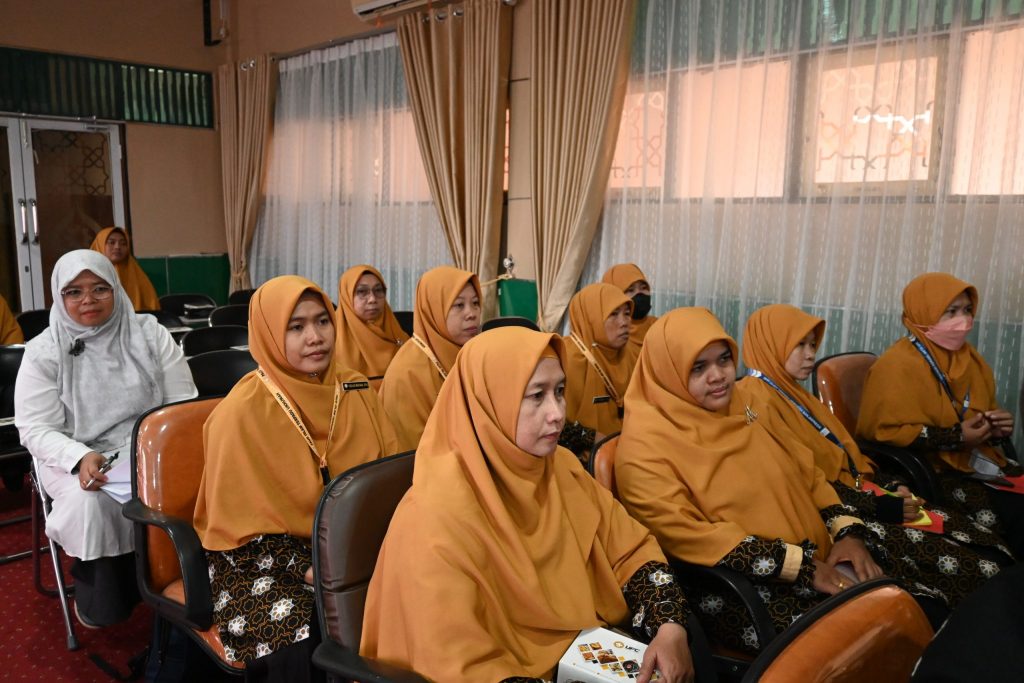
top-left (354, 286), bottom-right (387, 301)
top-left (61, 285), bottom-right (114, 303)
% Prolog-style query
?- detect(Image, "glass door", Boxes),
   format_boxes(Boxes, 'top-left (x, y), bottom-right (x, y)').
top-left (0, 117), bottom-right (125, 311)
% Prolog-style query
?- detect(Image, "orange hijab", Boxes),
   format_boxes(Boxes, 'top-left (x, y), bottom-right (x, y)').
top-left (89, 227), bottom-right (160, 311)
top-left (738, 304), bottom-right (875, 487)
top-left (857, 273), bottom-right (1002, 472)
top-left (616, 308), bottom-right (839, 566)
top-left (602, 263), bottom-right (657, 346)
top-left (361, 328), bottom-right (664, 682)
top-left (334, 265), bottom-right (409, 388)
top-left (0, 295), bottom-right (23, 345)
top-left (195, 275), bottom-right (399, 551)
top-left (563, 283), bottom-right (638, 435)
top-left (378, 266), bottom-right (481, 451)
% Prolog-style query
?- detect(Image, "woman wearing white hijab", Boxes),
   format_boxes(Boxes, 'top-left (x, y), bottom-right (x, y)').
top-left (14, 250), bottom-right (197, 627)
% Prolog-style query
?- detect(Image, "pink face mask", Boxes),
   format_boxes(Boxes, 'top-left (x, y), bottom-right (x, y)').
top-left (923, 315), bottom-right (973, 351)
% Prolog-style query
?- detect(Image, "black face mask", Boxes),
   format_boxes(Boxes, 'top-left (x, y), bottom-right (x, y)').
top-left (631, 292), bottom-right (652, 320)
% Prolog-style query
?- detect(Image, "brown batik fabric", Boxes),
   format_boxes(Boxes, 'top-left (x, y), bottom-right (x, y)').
top-left (206, 534), bottom-right (316, 664)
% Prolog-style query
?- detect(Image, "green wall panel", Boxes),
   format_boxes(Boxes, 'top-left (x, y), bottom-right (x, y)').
top-left (137, 253), bottom-right (230, 306)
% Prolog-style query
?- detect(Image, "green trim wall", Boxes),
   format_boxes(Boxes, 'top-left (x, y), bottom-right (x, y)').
top-left (137, 253), bottom-right (230, 306)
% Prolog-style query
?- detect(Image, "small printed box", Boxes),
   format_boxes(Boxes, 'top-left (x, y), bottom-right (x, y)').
top-left (555, 627), bottom-right (657, 682)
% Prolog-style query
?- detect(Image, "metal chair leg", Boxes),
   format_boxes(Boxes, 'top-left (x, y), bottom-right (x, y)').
top-left (29, 463), bottom-right (78, 650)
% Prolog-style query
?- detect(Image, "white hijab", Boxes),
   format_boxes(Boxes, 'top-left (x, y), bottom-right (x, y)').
top-left (43, 250), bottom-right (163, 452)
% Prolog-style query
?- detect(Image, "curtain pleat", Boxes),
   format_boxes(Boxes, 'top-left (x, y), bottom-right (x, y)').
top-left (398, 0), bottom-right (512, 314)
top-left (219, 55), bottom-right (275, 293)
top-left (530, 0), bottom-right (638, 330)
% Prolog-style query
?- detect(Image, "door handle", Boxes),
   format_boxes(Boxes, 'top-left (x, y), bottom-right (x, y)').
top-left (18, 199), bottom-right (27, 244)
top-left (29, 199), bottom-right (39, 245)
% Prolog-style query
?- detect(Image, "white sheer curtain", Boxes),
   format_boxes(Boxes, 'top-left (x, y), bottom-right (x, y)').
top-left (251, 33), bottom-right (450, 310)
top-left (585, 0), bottom-right (1024, 444)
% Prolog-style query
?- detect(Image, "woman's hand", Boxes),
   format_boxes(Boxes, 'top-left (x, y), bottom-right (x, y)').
top-left (304, 566), bottom-right (315, 585)
top-left (984, 410), bottom-right (1015, 439)
top-left (893, 486), bottom-right (925, 522)
top-left (827, 536), bottom-right (884, 582)
top-left (77, 452), bottom-right (108, 491)
top-left (961, 413), bottom-right (992, 448)
top-left (811, 558), bottom-right (847, 596)
top-left (637, 622), bottom-right (694, 683)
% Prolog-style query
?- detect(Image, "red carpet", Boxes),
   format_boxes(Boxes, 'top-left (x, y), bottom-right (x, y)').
top-left (0, 477), bottom-right (152, 682)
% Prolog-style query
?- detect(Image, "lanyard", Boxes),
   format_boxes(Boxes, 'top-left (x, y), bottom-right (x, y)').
top-left (907, 336), bottom-right (970, 419)
top-left (568, 333), bottom-right (623, 408)
top-left (257, 367), bottom-right (340, 485)
top-left (746, 369), bottom-right (863, 489)
top-left (410, 334), bottom-right (448, 380)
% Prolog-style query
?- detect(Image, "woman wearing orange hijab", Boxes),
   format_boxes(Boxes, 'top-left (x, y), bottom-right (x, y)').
top-left (739, 304), bottom-right (1010, 600)
top-left (561, 283), bottom-right (638, 458)
top-left (0, 294), bottom-right (23, 344)
top-left (378, 266), bottom-right (481, 451)
top-left (195, 275), bottom-right (398, 679)
top-left (334, 265), bottom-right (408, 389)
top-left (89, 227), bottom-right (160, 311)
top-left (858, 273), bottom-right (1024, 556)
top-left (616, 308), bottom-right (898, 654)
top-left (362, 328), bottom-right (696, 683)
top-left (602, 263), bottom-right (656, 348)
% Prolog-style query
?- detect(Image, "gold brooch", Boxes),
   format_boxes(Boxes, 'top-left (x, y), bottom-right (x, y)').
top-left (744, 406), bottom-right (758, 424)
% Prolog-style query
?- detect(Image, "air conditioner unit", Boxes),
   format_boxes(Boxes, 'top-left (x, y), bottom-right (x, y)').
top-left (350, 0), bottom-right (441, 21)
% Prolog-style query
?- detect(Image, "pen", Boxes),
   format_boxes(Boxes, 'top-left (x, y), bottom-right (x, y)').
top-left (84, 451), bottom-right (120, 489)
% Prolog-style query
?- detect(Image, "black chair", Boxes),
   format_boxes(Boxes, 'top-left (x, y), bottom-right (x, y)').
top-left (228, 289), bottom-right (256, 305)
top-left (187, 350), bottom-right (256, 397)
top-left (159, 294), bottom-right (217, 320)
top-left (181, 325), bottom-right (248, 357)
top-left (311, 451), bottom-right (428, 682)
top-left (16, 309), bottom-right (49, 341)
top-left (29, 458), bottom-right (79, 650)
top-left (482, 316), bottom-right (540, 332)
top-left (138, 309), bottom-right (185, 328)
top-left (393, 310), bottom-right (414, 337)
top-left (208, 304), bottom-right (248, 328)
top-left (0, 346), bottom-right (33, 560)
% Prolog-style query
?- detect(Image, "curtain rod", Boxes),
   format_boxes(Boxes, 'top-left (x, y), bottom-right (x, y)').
top-left (270, 23), bottom-right (397, 62)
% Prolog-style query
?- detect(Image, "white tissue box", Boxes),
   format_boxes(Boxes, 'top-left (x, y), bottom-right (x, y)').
top-left (555, 627), bottom-right (656, 682)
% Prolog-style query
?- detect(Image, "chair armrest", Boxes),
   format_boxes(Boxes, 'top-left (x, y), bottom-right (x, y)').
top-left (312, 639), bottom-right (429, 683)
top-left (671, 561), bottom-right (778, 647)
top-left (857, 440), bottom-right (941, 502)
top-left (122, 498), bottom-right (213, 629)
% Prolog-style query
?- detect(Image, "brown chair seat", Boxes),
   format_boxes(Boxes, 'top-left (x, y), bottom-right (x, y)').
top-left (160, 580), bottom-right (243, 669)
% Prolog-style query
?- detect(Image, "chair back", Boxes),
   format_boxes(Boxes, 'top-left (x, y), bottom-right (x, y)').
top-left (811, 352), bottom-right (877, 435)
top-left (132, 397), bottom-right (223, 593)
top-left (393, 310), bottom-right (414, 337)
top-left (588, 432), bottom-right (619, 496)
top-left (313, 451), bottom-right (415, 650)
top-left (187, 349), bottom-right (256, 397)
top-left (138, 310), bottom-right (184, 328)
top-left (742, 579), bottom-right (932, 682)
top-left (181, 325), bottom-right (248, 357)
top-left (0, 345), bottom-right (24, 418)
top-left (159, 293), bottom-right (216, 319)
top-left (228, 288), bottom-right (256, 305)
top-left (209, 304), bottom-right (249, 328)
top-left (15, 309), bottom-right (49, 342)
top-left (482, 316), bottom-right (540, 332)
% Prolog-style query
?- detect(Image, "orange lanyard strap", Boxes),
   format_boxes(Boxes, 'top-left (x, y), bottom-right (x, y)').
top-left (410, 334), bottom-right (448, 380)
top-left (568, 333), bottom-right (622, 407)
top-left (257, 367), bottom-right (340, 482)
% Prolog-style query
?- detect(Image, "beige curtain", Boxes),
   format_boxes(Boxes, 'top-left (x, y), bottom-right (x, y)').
top-left (398, 0), bottom-right (512, 313)
top-left (531, 0), bottom-right (636, 330)
top-left (219, 55), bottom-right (276, 292)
